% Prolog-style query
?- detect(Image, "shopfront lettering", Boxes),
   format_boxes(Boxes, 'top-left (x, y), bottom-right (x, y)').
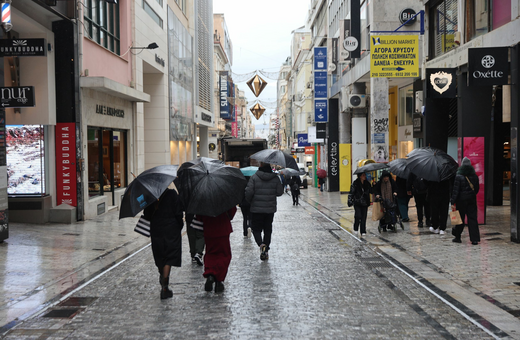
top-left (96, 105), bottom-right (125, 118)
top-left (330, 142), bottom-right (339, 176)
top-left (201, 112), bottom-right (212, 122)
top-left (56, 123), bottom-right (77, 206)
top-left (0, 86), bottom-right (35, 107)
top-left (472, 70), bottom-right (504, 79)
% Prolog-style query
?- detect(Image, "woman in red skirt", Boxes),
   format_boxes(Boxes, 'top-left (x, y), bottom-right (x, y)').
top-left (198, 206), bottom-right (236, 293)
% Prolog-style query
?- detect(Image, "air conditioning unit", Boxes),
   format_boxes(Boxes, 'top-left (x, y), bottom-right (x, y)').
top-left (347, 94), bottom-right (367, 108)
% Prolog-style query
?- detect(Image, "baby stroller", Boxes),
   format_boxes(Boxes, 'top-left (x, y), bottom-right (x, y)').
top-left (377, 197), bottom-right (404, 233)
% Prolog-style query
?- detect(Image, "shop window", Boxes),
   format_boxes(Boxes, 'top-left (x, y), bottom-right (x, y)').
top-left (84, 0), bottom-right (120, 54)
top-left (398, 85), bottom-right (414, 127)
top-left (143, 0), bottom-right (163, 28)
top-left (7, 125), bottom-right (46, 195)
top-left (429, 0), bottom-right (458, 58)
top-left (466, 0), bottom-right (511, 41)
top-left (88, 127), bottom-right (127, 201)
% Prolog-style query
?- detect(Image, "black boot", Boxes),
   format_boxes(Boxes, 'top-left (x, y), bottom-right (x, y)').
top-left (205, 275), bottom-right (215, 292)
top-left (215, 281), bottom-right (225, 293)
top-left (418, 221), bottom-right (424, 228)
top-left (160, 276), bottom-right (173, 299)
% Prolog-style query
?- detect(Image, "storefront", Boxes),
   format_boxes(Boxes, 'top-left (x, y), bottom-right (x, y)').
top-left (81, 89), bottom-right (133, 219)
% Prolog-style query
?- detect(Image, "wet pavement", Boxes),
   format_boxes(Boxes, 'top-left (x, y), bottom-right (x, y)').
top-left (0, 189), bottom-right (518, 339)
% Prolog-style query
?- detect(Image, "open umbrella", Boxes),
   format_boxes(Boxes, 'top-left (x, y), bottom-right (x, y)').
top-left (280, 168), bottom-right (305, 177)
top-left (119, 165), bottom-right (178, 219)
top-left (177, 158), bottom-right (247, 217)
top-left (240, 166), bottom-right (259, 177)
top-left (249, 149), bottom-right (298, 170)
top-left (406, 147), bottom-right (458, 182)
top-left (353, 162), bottom-right (388, 175)
top-left (388, 158), bottom-right (411, 178)
top-left (316, 169), bottom-right (327, 179)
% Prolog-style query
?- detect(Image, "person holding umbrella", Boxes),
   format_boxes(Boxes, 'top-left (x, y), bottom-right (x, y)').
top-left (374, 171), bottom-right (398, 231)
top-left (348, 171), bottom-right (372, 236)
top-left (143, 187), bottom-right (184, 299)
top-left (317, 168), bottom-right (327, 192)
top-left (395, 175), bottom-right (411, 222)
top-left (245, 162), bottom-right (284, 260)
top-left (450, 157), bottom-right (480, 245)
top-left (407, 173), bottom-right (430, 228)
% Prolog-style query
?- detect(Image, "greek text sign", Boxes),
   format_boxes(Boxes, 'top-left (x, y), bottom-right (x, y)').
top-left (370, 35), bottom-right (419, 78)
top-left (55, 123), bottom-right (77, 207)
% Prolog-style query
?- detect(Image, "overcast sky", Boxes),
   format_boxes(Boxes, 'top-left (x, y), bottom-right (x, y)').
top-left (213, 0), bottom-right (310, 125)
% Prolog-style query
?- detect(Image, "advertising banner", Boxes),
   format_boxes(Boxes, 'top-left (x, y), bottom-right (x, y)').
top-left (351, 117), bottom-right (367, 175)
top-left (313, 47), bottom-right (327, 71)
top-left (56, 123), bottom-right (77, 207)
top-left (314, 71), bottom-right (327, 98)
top-left (426, 68), bottom-right (457, 98)
top-left (298, 133), bottom-right (310, 147)
top-left (370, 35), bottom-right (419, 78)
top-left (468, 47), bottom-right (509, 86)
top-left (231, 122), bottom-right (237, 137)
top-left (314, 99), bottom-right (328, 122)
top-left (463, 137), bottom-right (485, 224)
top-left (219, 71), bottom-right (231, 120)
top-left (339, 144), bottom-right (352, 192)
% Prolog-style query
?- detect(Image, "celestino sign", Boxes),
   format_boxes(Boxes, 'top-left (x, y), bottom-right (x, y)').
top-left (468, 47), bottom-right (509, 86)
top-left (56, 123), bottom-right (77, 207)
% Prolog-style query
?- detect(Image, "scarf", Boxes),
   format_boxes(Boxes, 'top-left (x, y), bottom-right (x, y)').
top-left (381, 180), bottom-right (393, 201)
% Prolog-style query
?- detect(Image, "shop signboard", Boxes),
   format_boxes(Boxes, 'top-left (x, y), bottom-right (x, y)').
top-left (316, 123), bottom-right (327, 138)
top-left (468, 47), bottom-right (509, 86)
top-left (462, 137), bottom-right (486, 224)
top-left (304, 146), bottom-right (315, 155)
top-left (219, 71), bottom-right (231, 120)
top-left (231, 122), bottom-right (237, 138)
top-left (340, 20), bottom-right (351, 61)
top-left (314, 99), bottom-right (328, 122)
top-left (370, 35), bottom-right (419, 78)
top-left (0, 39), bottom-right (46, 57)
top-left (314, 71), bottom-right (327, 98)
top-left (339, 144), bottom-right (352, 192)
top-left (313, 47), bottom-right (327, 71)
top-left (0, 86), bottom-right (35, 108)
top-left (352, 117), bottom-right (367, 176)
top-left (297, 133), bottom-right (310, 147)
top-left (426, 68), bottom-right (456, 98)
top-left (56, 123), bottom-right (77, 207)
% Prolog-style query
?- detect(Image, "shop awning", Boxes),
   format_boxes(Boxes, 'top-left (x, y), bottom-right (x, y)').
top-left (80, 77), bottom-right (151, 103)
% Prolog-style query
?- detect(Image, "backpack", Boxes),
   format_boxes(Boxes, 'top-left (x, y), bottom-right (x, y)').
top-left (414, 177), bottom-right (428, 194)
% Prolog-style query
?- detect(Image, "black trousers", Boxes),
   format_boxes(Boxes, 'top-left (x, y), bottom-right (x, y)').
top-left (414, 193), bottom-right (430, 222)
top-left (353, 205), bottom-right (368, 233)
top-left (240, 206), bottom-right (251, 235)
top-left (251, 212), bottom-right (274, 249)
top-left (452, 199), bottom-right (480, 242)
top-left (430, 194), bottom-right (449, 231)
top-left (291, 189), bottom-right (299, 205)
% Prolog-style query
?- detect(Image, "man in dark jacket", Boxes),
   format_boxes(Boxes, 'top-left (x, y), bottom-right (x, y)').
top-left (428, 179), bottom-right (451, 235)
top-left (289, 175), bottom-right (302, 205)
top-left (349, 172), bottom-right (372, 235)
top-left (395, 176), bottom-right (411, 222)
top-left (451, 157), bottom-right (480, 245)
top-left (245, 162), bottom-right (284, 260)
top-left (407, 173), bottom-right (430, 228)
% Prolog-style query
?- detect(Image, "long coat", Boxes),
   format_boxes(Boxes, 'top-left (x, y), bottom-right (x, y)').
top-left (245, 165), bottom-right (284, 214)
top-left (350, 178), bottom-right (372, 206)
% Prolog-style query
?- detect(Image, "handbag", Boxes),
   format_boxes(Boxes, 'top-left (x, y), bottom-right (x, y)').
top-left (450, 210), bottom-right (463, 225)
top-left (371, 201), bottom-right (384, 221)
top-left (134, 215), bottom-right (151, 237)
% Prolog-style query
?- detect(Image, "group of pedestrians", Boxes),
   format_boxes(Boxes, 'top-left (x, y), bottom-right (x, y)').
top-left (348, 157), bottom-right (480, 246)
top-left (142, 161), bottom-right (284, 299)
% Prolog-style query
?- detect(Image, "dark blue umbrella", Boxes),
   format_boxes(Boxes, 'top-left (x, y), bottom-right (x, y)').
top-left (119, 165), bottom-right (178, 219)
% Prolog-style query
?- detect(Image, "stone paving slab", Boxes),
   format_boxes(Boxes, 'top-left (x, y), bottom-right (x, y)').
top-left (3, 194), bottom-right (496, 339)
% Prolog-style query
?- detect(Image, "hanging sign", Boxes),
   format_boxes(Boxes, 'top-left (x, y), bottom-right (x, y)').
top-left (468, 47), bottom-right (509, 86)
top-left (0, 86), bottom-right (35, 108)
top-left (426, 68), bottom-right (457, 98)
top-left (219, 71), bottom-right (231, 120)
top-left (298, 133), bottom-right (311, 147)
top-left (55, 123), bottom-right (77, 207)
top-left (0, 39), bottom-right (46, 57)
top-left (313, 47), bottom-right (327, 71)
top-left (314, 99), bottom-right (328, 122)
top-left (316, 123), bottom-right (327, 138)
top-left (314, 71), bottom-right (327, 98)
top-left (370, 35), bottom-right (419, 78)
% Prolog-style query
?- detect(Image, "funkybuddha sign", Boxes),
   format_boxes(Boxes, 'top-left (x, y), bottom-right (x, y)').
top-left (370, 35), bottom-right (419, 78)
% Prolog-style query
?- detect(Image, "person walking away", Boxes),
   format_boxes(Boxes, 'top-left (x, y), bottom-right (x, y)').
top-left (428, 179), bottom-right (451, 235)
top-left (396, 175), bottom-right (411, 222)
top-left (451, 157), bottom-right (480, 245)
top-left (374, 171), bottom-right (398, 231)
top-left (245, 162), bottom-right (284, 260)
top-left (318, 176), bottom-right (326, 192)
top-left (143, 188), bottom-right (184, 299)
top-left (407, 173), bottom-right (430, 228)
top-left (198, 207), bottom-right (237, 293)
top-left (186, 213), bottom-right (205, 265)
top-left (239, 179), bottom-right (252, 238)
top-left (349, 172), bottom-right (372, 236)
top-left (289, 175), bottom-right (302, 205)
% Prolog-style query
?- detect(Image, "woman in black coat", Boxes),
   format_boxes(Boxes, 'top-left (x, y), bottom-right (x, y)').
top-left (451, 157), bottom-right (480, 245)
top-left (349, 172), bottom-right (372, 235)
top-left (289, 175), bottom-right (302, 205)
top-left (144, 188), bottom-right (184, 299)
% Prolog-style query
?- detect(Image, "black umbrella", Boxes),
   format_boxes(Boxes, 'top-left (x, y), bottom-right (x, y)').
top-left (249, 149), bottom-right (299, 170)
top-left (119, 165), bottom-right (178, 219)
top-left (280, 168), bottom-right (304, 177)
top-left (354, 162), bottom-right (388, 175)
top-left (406, 147), bottom-right (458, 182)
top-left (177, 158), bottom-right (247, 217)
top-left (388, 158), bottom-right (411, 178)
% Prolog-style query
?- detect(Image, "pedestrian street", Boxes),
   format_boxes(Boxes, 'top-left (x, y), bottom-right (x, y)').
top-left (3, 193), bottom-right (495, 339)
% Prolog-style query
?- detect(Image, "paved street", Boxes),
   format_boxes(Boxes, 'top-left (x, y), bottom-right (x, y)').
top-left (2, 191), bottom-right (513, 339)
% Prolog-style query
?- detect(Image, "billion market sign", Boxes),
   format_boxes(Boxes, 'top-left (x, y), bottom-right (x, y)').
top-left (370, 35), bottom-right (419, 78)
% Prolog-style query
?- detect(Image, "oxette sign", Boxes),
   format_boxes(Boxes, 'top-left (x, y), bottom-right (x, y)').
top-left (0, 39), bottom-right (46, 57)
top-left (55, 123), bottom-right (77, 207)
top-left (468, 47), bottom-right (509, 86)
